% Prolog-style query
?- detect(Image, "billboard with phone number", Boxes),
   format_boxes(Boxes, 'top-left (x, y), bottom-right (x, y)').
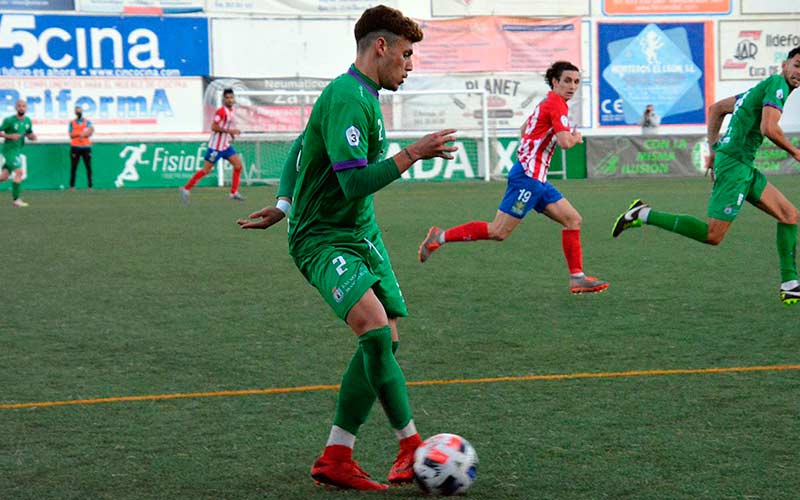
top-left (0, 14), bottom-right (209, 77)
top-left (598, 22), bottom-right (713, 127)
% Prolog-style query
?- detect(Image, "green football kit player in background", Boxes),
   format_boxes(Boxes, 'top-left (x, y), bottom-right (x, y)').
top-left (239, 5), bottom-right (457, 491)
top-left (612, 46), bottom-right (800, 305)
top-left (0, 99), bottom-right (37, 207)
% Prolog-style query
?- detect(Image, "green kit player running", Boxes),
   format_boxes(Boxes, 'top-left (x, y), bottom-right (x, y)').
top-left (612, 46), bottom-right (800, 305)
top-left (0, 100), bottom-right (37, 207)
top-left (239, 6), bottom-right (457, 491)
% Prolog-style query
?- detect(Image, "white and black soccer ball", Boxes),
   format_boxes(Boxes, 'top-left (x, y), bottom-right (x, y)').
top-left (413, 433), bottom-right (478, 496)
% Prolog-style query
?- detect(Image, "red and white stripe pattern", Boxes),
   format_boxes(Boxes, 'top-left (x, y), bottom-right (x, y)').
top-left (516, 91), bottom-right (571, 183)
top-left (208, 106), bottom-right (235, 150)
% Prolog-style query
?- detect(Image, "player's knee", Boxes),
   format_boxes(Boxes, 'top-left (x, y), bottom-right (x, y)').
top-left (706, 232), bottom-right (724, 246)
top-left (564, 213), bottom-right (582, 229)
top-left (782, 207), bottom-right (799, 225)
top-left (488, 227), bottom-right (510, 241)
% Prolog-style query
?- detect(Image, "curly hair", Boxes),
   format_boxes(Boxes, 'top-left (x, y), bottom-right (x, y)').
top-left (545, 61), bottom-right (580, 89)
top-left (354, 5), bottom-right (423, 47)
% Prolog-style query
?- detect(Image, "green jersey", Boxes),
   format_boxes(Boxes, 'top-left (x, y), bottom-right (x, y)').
top-left (715, 74), bottom-right (792, 163)
top-left (289, 65), bottom-right (388, 259)
top-left (1, 114), bottom-right (33, 155)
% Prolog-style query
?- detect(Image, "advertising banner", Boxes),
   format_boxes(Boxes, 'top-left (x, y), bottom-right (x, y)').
top-left (431, 0), bottom-right (588, 17)
top-left (0, 0), bottom-right (74, 10)
top-left (412, 17), bottom-right (581, 74)
top-left (0, 14), bottom-right (209, 77)
top-left (0, 77), bottom-right (204, 138)
top-left (205, 0), bottom-right (395, 15)
top-left (719, 21), bottom-right (800, 81)
top-left (741, 0), bottom-right (800, 14)
top-left (400, 73), bottom-right (585, 131)
top-left (77, 0), bottom-right (203, 13)
top-left (587, 135), bottom-right (800, 178)
top-left (598, 22), bottom-right (712, 127)
top-left (211, 18), bottom-right (352, 79)
top-left (204, 77), bottom-right (331, 133)
top-left (602, 0), bottom-right (730, 16)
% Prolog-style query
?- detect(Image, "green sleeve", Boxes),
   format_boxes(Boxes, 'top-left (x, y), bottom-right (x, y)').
top-left (336, 157), bottom-right (400, 200)
top-left (322, 96), bottom-right (372, 173)
top-left (763, 76), bottom-right (789, 112)
top-left (276, 133), bottom-right (303, 200)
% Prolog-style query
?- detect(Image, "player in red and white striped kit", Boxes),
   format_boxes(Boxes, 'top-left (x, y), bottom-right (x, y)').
top-left (417, 61), bottom-right (608, 294)
top-left (181, 88), bottom-right (245, 202)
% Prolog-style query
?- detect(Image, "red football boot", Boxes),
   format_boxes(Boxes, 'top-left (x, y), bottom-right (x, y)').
top-left (388, 434), bottom-right (422, 485)
top-left (310, 445), bottom-right (388, 491)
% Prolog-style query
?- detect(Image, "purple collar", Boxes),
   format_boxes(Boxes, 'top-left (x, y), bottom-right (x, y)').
top-left (347, 67), bottom-right (380, 99)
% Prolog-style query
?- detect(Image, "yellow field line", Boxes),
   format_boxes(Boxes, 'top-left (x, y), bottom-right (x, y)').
top-left (2, 364), bottom-right (798, 410)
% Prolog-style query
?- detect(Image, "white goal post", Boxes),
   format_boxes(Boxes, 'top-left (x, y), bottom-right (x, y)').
top-left (220, 88), bottom-right (492, 185)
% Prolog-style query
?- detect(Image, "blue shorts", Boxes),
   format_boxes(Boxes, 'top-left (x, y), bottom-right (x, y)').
top-left (204, 146), bottom-right (237, 164)
top-left (498, 162), bottom-right (563, 219)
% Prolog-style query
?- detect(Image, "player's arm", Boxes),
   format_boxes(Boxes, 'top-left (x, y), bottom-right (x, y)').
top-left (707, 96), bottom-right (736, 147)
top-left (335, 130), bottom-right (456, 200)
top-left (238, 133), bottom-right (304, 230)
top-left (84, 122), bottom-right (94, 138)
top-left (327, 98), bottom-right (455, 200)
top-left (25, 126), bottom-right (36, 141)
top-left (550, 105), bottom-right (581, 150)
top-left (555, 130), bottom-right (582, 149)
top-left (761, 107), bottom-right (800, 162)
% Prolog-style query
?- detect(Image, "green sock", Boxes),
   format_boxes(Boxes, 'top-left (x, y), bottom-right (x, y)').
top-left (392, 341), bottom-right (399, 355)
top-left (11, 181), bottom-right (20, 201)
top-left (359, 326), bottom-right (412, 430)
top-left (332, 346), bottom-right (376, 436)
top-left (647, 210), bottom-right (709, 243)
top-left (777, 223), bottom-right (798, 283)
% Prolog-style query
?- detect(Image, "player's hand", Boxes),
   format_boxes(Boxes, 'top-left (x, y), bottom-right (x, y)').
top-left (5, 133), bottom-right (21, 141)
top-left (704, 151), bottom-right (715, 182)
top-left (407, 129), bottom-right (458, 161)
top-left (230, 128), bottom-right (241, 137)
top-left (573, 130), bottom-right (583, 144)
top-left (237, 207), bottom-right (285, 229)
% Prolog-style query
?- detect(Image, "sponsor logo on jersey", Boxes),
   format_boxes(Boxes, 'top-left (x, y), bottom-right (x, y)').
top-left (332, 287), bottom-right (344, 303)
top-left (346, 125), bottom-right (360, 147)
top-left (777, 88), bottom-right (784, 100)
top-left (560, 115), bottom-right (569, 128)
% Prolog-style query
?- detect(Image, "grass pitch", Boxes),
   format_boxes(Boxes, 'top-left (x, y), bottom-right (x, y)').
top-left (1, 177), bottom-right (799, 499)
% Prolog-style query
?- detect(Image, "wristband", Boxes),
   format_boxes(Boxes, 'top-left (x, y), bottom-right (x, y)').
top-left (276, 199), bottom-right (292, 215)
top-left (403, 148), bottom-right (415, 162)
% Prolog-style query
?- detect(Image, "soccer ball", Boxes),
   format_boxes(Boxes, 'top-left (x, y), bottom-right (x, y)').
top-left (413, 433), bottom-right (478, 496)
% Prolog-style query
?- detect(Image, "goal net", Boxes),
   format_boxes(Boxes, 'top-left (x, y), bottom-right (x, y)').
top-left (212, 89), bottom-right (493, 186)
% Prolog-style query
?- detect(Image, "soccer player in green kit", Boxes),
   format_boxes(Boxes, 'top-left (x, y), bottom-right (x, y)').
top-left (612, 46), bottom-right (800, 305)
top-left (239, 5), bottom-right (457, 491)
top-left (0, 99), bottom-right (37, 207)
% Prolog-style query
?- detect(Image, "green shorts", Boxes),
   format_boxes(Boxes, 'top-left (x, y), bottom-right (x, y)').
top-left (295, 235), bottom-right (408, 322)
top-left (1, 152), bottom-right (22, 172)
top-left (707, 151), bottom-right (767, 222)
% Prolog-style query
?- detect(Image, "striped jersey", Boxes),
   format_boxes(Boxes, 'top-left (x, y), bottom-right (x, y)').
top-left (208, 106), bottom-right (235, 150)
top-left (516, 91), bottom-right (571, 182)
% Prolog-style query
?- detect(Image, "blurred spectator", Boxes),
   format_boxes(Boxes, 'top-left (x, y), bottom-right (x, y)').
top-left (69, 106), bottom-right (94, 191)
top-left (639, 104), bottom-right (660, 135)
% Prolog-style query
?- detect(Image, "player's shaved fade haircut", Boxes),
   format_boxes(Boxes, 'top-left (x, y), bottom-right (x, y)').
top-left (223, 88), bottom-right (234, 96)
top-left (789, 46), bottom-right (800, 60)
top-left (354, 5), bottom-right (423, 52)
top-left (545, 61), bottom-right (580, 89)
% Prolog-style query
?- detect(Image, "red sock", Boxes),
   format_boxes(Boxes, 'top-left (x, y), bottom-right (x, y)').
top-left (562, 229), bottom-right (583, 275)
top-left (444, 221), bottom-right (489, 242)
top-left (231, 168), bottom-right (241, 193)
top-left (322, 444), bottom-right (353, 462)
top-left (185, 170), bottom-right (207, 190)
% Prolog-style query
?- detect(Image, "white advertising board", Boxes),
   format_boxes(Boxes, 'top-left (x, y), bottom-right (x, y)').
top-left (0, 77), bottom-right (204, 138)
